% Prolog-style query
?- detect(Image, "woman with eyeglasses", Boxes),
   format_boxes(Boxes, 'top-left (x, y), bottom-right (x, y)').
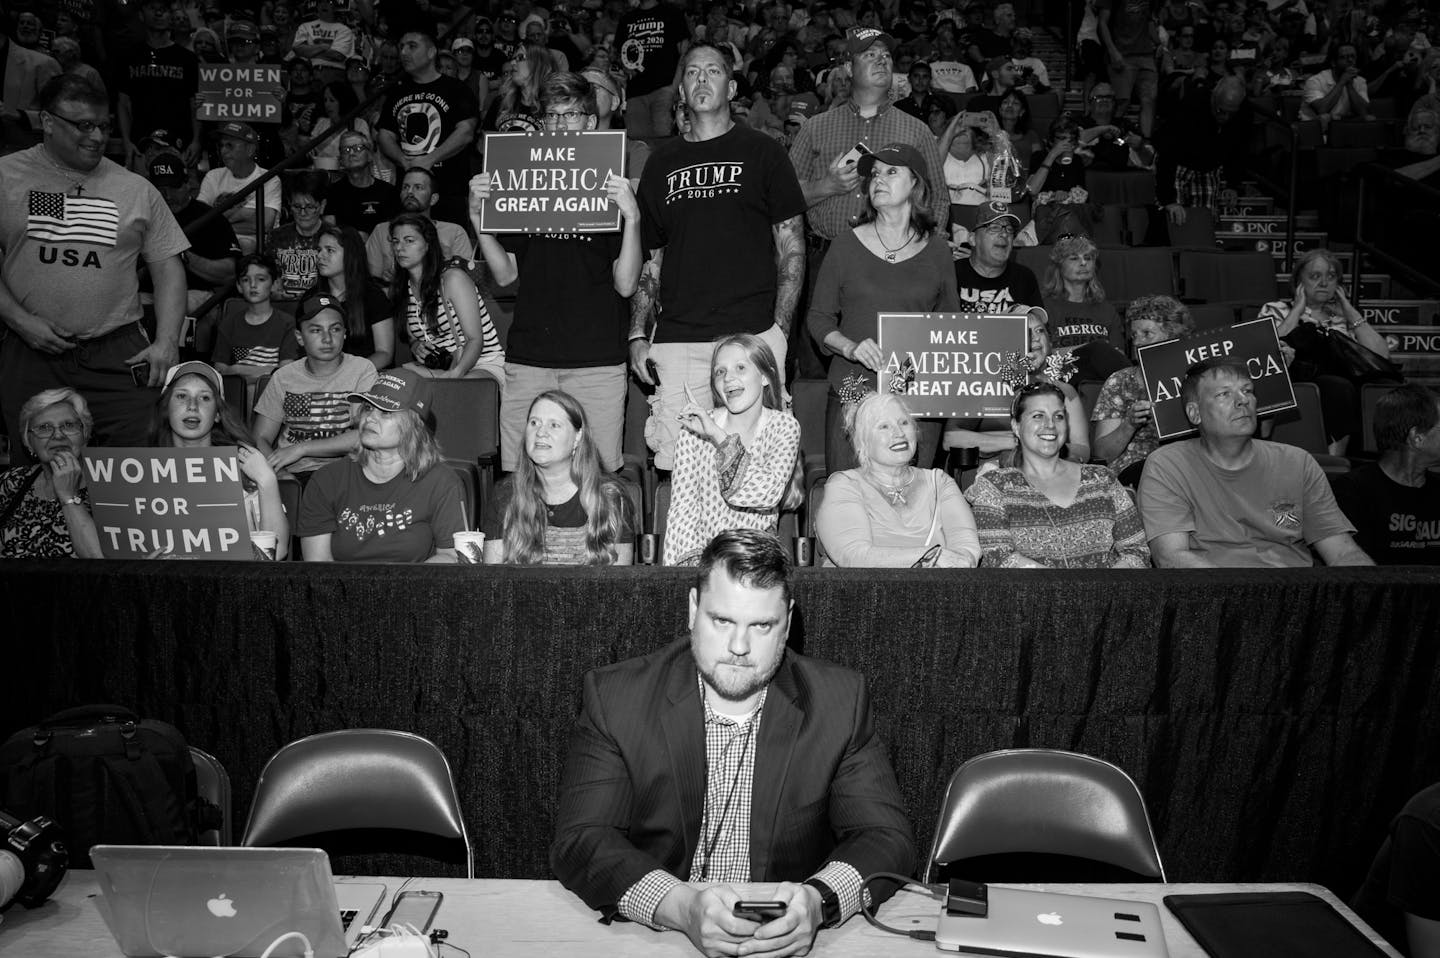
top-left (965, 382), bottom-right (1149, 568)
top-left (1, 389), bottom-right (103, 558)
top-left (267, 171), bottom-right (329, 301)
top-left (309, 80), bottom-right (371, 171)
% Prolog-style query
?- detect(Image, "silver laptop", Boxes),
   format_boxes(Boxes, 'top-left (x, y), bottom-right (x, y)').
top-left (90, 845), bottom-right (386, 958)
top-left (936, 887), bottom-right (1171, 958)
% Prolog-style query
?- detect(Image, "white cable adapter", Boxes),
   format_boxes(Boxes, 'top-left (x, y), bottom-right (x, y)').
top-left (349, 926), bottom-right (436, 958)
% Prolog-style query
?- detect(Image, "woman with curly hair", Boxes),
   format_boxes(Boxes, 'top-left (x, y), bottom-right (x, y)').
top-left (481, 390), bottom-right (635, 564)
top-left (1040, 235), bottom-right (1128, 382)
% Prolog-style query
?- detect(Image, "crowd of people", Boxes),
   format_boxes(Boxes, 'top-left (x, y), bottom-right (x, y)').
top-left (0, 0), bottom-right (1436, 571)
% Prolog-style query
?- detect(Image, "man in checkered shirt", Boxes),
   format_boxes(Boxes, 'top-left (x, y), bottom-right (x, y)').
top-left (552, 529), bottom-right (914, 956)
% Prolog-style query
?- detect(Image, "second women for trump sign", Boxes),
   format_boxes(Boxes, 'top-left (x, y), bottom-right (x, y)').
top-left (479, 130), bottom-right (626, 233)
top-left (877, 313), bottom-right (1030, 417)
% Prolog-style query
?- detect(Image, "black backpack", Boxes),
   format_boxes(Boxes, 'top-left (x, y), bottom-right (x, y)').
top-left (0, 705), bottom-right (220, 867)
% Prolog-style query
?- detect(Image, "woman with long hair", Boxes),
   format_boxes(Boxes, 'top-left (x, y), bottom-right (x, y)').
top-left (310, 80), bottom-right (370, 171)
top-left (150, 361), bottom-right (289, 557)
top-left (388, 212), bottom-right (504, 382)
top-left (808, 144), bottom-right (958, 474)
top-left (482, 391), bottom-right (635, 564)
top-left (298, 368), bottom-right (465, 563)
top-left (310, 223), bottom-right (394, 369)
top-left (1040, 235), bottom-right (1127, 382)
top-left (966, 382), bottom-right (1150, 568)
top-left (487, 44), bottom-right (553, 131)
top-left (662, 334), bottom-right (803, 566)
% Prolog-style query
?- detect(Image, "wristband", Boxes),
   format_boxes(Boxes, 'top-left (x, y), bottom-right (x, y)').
top-left (60, 495), bottom-right (84, 506)
top-left (628, 333), bottom-right (648, 343)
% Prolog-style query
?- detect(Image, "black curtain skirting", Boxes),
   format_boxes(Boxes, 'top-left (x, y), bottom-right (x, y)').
top-left (5, 561), bottom-right (1439, 897)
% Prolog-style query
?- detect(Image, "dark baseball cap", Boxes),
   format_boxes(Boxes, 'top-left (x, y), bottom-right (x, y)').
top-left (216, 121), bottom-right (259, 143)
top-left (147, 152), bottom-right (188, 187)
top-left (349, 368), bottom-right (433, 416)
top-left (858, 142), bottom-right (929, 181)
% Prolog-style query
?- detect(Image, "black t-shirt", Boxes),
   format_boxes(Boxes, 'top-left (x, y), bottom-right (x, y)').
top-left (299, 281), bottom-right (393, 361)
top-left (284, 90), bottom-right (325, 137)
top-left (327, 178), bottom-right (402, 235)
top-left (614, 2), bottom-right (689, 96)
top-left (378, 74), bottom-right (480, 197)
top-left (954, 259), bottom-right (1042, 313)
top-left (638, 124), bottom-right (807, 343)
top-left (120, 43), bottom-right (199, 146)
top-left (174, 199), bottom-right (241, 279)
top-left (473, 48), bottom-right (508, 84)
top-left (1030, 148), bottom-right (1086, 192)
top-left (1079, 114), bottom-right (1141, 171)
top-left (1331, 463), bottom-right (1440, 565)
top-left (500, 232), bottom-right (627, 368)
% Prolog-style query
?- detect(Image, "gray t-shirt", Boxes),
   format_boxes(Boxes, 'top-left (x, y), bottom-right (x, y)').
top-left (254, 354), bottom-right (378, 473)
top-left (0, 147), bottom-right (189, 337)
top-left (1137, 438), bottom-right (1354, 567)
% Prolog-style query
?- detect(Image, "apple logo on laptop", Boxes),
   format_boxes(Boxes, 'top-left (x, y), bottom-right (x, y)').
top-left (1037, 912), bottom-right (1063, 926)
top-left (207, 894), bottom-right (238, 918)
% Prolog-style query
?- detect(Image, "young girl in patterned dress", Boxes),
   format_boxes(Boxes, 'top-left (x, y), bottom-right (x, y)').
top-left (661, 334), bottom-right (803, 566)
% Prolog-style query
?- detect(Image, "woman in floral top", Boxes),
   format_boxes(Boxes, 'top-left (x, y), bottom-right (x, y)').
top-left (0, 388), bottom-right (102, 559)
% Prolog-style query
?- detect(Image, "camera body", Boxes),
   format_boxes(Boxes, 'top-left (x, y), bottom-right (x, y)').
top-left (0, 809), bottom-right (68, 908)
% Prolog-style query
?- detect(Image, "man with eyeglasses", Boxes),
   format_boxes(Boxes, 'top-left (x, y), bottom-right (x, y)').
top-left (1076, 82), bottom-right (1146, 171)
top-left (376, 29), bottom-right (479, 227)
top-left (953, 201), bottom-right (1042, 312)
top-left (267, 171), bottom-right (330, 301)
top-left (469, 73), bottom-right (641, 475)
top-left (117, 0), bottom-right (202, 171)
top-left (494, 9), bottom-right (524, 60)
top-left (328, 131), bottom-right (403, 235)
top-left (467, 18), bottom-right (511, 100)
top-left (0, 75), bottom-right (189, 461)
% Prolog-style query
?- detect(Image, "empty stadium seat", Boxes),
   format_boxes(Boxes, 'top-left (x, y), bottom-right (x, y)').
top-left (1178, 249), bottom-right (1278, 303)
top-left (1165, 207), bottom-right (1216, 248)
top-left (1189, 303), bottom-right (1239, 332)
top-left (1098, 247), bottom-right (1177, 301)
top-left (1269, 382), bottom-right (1350, 476)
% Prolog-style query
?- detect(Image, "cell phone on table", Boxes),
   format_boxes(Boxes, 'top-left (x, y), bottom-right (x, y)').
top-left (380, 889), bottom-right (443, 933)
top-left (129, 361), bottom-right (150, 387)
top-left (837, 141), bottom-right (873, 169)
top-left (733, 900), bottom-right (787, 922)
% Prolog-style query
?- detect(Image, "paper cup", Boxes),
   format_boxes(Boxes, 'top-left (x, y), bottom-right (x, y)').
top-left (454, 531), bottom-right (485, 564)
top-left (250, 531), bottom-right (278, 561)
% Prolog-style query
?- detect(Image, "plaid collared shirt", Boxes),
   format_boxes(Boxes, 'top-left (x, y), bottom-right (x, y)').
top-left (787, 99), bottom-right (951, 240)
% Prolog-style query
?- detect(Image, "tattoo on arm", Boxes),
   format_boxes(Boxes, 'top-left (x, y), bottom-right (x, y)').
top-left (772, 216), bottom-right (805, 336)
top-left (630, 248), bottom-right (664, 340)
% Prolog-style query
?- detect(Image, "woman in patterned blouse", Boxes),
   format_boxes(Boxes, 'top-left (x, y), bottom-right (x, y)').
top-left (0, 388), bottom-right (102, 559)
top-left (661, 334), bottom-right (803, 566)
top-left (966, 382), bottom-right (1151, 568)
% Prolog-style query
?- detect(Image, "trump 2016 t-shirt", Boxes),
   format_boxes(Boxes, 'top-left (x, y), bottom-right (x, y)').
top-left (638, 123), bottom-right (806, 344)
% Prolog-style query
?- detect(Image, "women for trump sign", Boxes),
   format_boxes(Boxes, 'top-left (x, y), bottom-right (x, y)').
top-left (83, 448), bottom-right (253, 559)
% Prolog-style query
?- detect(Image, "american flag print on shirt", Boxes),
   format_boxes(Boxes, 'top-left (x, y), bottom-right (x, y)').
top-left (281, 390), bottom-right (352, 442)
top-left (232, 345), bottom-right (281, 367)
top-left (28, 190), bottom-right (120, 247)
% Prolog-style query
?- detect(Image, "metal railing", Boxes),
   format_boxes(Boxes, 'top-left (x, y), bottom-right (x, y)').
top-left (1352, 162), bottom-right (1440, 301)
top-left (1244, 102), bottom-right (1300, 274)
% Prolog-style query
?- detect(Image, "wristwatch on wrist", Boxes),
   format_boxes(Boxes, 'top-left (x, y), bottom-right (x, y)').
top-left (803, 877), bottom-right (842, 928)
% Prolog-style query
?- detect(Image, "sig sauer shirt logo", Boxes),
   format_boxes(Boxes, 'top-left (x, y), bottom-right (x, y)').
top-left (664, 162), bottom-right (744, 202)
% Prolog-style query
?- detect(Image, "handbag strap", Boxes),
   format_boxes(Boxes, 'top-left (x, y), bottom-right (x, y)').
top-left (0, 466), bottom-right (43, 532)
top-left (922, 470), bottom-right (942, 547)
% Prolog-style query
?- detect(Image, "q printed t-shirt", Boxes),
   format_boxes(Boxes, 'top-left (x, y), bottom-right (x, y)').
top-left (614, 2), bottom-right (689, 96)
top-left (254, 354), bottom-right (377, 473)
top-left (0, 147), bottom-right (189, 337)
top-left (638, 123), bottom-right (807, 343)
top-left (377, 75), bottom-right (478, 199)
top-left (298, 457), bottom-right (465, 562)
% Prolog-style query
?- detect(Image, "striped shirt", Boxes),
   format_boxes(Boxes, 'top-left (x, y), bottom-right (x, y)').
top-left (404, 267), bottom-right (504, 373)
top-left (787, 100), bottom-right (951, 240)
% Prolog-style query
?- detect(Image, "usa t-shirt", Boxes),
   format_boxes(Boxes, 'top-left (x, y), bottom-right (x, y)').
top-left (953, 259), bottom-right (1042, 313)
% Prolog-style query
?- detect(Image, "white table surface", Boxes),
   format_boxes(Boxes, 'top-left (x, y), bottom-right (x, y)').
top-left (0, 873), bottom-right (1401, 958)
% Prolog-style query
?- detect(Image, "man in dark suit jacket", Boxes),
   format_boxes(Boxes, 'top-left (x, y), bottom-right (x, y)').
top-left (551, 530), bottom-right (915, 957)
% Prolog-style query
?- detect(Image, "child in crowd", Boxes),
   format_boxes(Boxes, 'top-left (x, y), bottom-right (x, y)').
top-left (661, 334), bottom-right (803, 566)
top-left (212, 254), bottom-right (300, 381)
top-left (253, 294), bottom-right (378, 479)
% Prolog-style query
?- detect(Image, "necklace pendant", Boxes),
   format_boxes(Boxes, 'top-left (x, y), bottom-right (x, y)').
top-left (885, 251), bottom-right (897, 262)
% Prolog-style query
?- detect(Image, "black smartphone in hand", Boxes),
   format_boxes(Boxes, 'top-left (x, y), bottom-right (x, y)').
top-left (733, 900), bottom-right (787, 923)
top-left (129, 361), bottom-right (150, 387)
